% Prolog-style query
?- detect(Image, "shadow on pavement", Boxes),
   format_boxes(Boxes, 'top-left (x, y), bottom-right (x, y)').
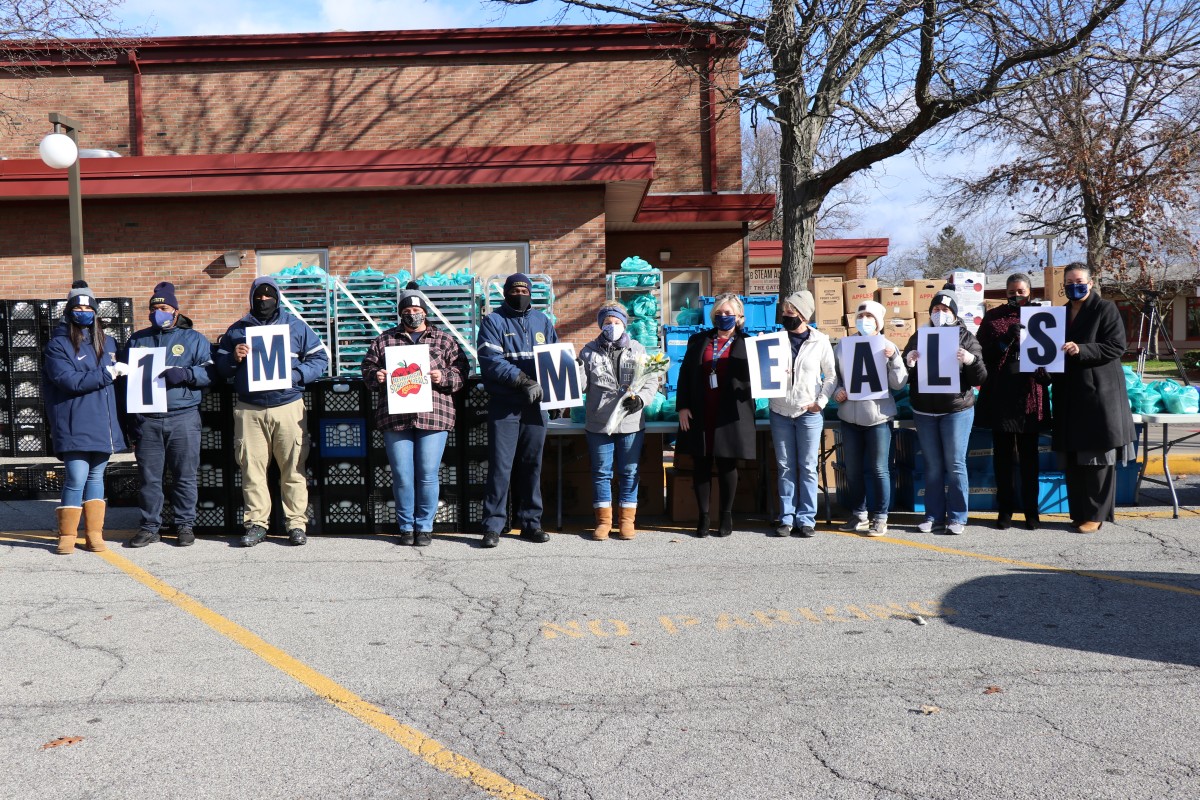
top-left (943, 569), bottom-right (1200, 667)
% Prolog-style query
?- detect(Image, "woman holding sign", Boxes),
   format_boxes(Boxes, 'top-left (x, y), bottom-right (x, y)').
top-left (362, 286), bottom-right (469, 547)
top-left (902, 290), bottom-right (986, 535)
top-left (1052, 265), bottom-right (1136, 533)
top-left (43, 281), bottom-right (128, 555)
top-left (767, 291), bottom-right (836, 538)
top-left (676, 293), bottom-right (756, 538)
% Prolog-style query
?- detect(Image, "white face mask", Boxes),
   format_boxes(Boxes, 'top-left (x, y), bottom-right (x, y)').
top-left (930, 311), bottom-right (954, 327)
top-left (855, 317), bottom-right (877, 336)
top-left (601, 322), bottom-right (624, 342)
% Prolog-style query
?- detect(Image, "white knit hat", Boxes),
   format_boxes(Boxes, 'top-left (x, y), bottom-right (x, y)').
top-left (856, 300), bottom-right (887, 327)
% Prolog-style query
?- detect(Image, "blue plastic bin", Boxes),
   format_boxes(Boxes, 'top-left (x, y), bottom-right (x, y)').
top-left (662, 325), bottom-right (703, 388)
top-left (699, 295), bottom-right (779, 329)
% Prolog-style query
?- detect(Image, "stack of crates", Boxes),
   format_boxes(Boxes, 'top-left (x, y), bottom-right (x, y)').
top-left (419, 283), bottom-right (479, 372)
top-left (453, 377), bottom-right (491, 531)
top-left (3, 300), bottom-right (49, 456)
top-left (312, 378), bottom-right (370, 534)
top-left (276, 270), bottom-right (334, 378)
top-left (47, 297), bottom-right (135, 348)
top-left (333, 271), bottom-right (396, 377)
top-left (187, 382), bottom-right (240, 534)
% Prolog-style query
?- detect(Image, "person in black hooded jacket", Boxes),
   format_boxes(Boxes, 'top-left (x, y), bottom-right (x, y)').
top-left (902, 289), bottom-right (987, 535)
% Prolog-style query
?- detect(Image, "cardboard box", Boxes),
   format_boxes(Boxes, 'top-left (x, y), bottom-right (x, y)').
top-left (821, 325), bottom-right (848, 343)
top-left (808, 276), bottom-right (844, 325)
top-left (914, 311), bottom-right (930, 328)
top-left (882, 318), bottom-right (915, 350)
top-left (877, 286), bottom-right (915, 319)
top-left (1044, 267), bottom-right (1065, 305)
top-left (958, 303), bottom-right (985, 333)
top-left (844, 313), bottom-right (857, 329)
top-left (905, 280), bottom-right (942, 310)
top-left (842, 279), bottom-right (878, 315)
top-left (984, 299), bottom-right (1005, 312)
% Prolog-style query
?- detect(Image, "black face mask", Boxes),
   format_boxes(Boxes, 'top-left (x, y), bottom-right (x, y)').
top-left (1006, 295), bottom-right (1027, 307)
top-left (782, 316), bottom-right (805, 332)
top-left (252, 297), bottom-right (278, 320)
top-left (505, 294), bottom-right (531, 313)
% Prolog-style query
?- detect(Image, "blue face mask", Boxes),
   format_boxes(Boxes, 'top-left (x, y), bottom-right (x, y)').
top-left (71, 310), bottom-right (95, 327)
top-left (1065, 283), bottom-right (1089, 302)
top-left (714, 314), bottom-right (737, 331)
top-left (151, 310), bottom-right (175, 329)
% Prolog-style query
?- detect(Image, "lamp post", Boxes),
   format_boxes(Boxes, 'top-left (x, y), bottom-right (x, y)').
top-left (39, 113), bottom-right (85, 283)
top-left (1030, 233), bottom-right (1056, 269)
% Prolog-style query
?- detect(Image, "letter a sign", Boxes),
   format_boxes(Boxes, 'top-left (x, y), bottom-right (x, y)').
top-left (839, 336), bottom-right (889, 401)
top-left (746, 331), bottom-right (789, 399)
top-left (534, 342), bottom-right (583, 410)
top-left (246, 325), bottom-right (293, 392)
top-left (1020, 306), bottom-right (1066, 373)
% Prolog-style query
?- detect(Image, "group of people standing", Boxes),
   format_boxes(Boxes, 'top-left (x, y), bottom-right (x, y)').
top-left (43, 265), bottom-right (1135, 555)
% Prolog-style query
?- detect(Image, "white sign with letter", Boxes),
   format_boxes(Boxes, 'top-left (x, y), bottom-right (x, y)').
top-left (384, 344), bottom-right (433, 414)
top-left (246, 324), bottom-right (293, 392)
top-left (916, 328), bottom-right (961, 394)
top-left (126, 347), bottom-right (169, 413)
top-left (534, 342), bottom-right (583, 410)
top-left (839, 336), bottom-right (889, 401)
top-left (746, 331), bottom-right (789, 399)
top-left (1020, 306), bottom-right (1066, 373)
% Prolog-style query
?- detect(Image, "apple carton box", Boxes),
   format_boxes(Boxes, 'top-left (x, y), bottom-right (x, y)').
top-left (842, 279), bottom-right (878, 314)
top-left (905, 280), bottom-right (942, 309)
top-left (808, 276), bottom-right (844, 325)
top-left (877, 286), bottom-right (915, 319)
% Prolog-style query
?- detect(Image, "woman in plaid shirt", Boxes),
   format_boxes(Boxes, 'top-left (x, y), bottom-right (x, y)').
top-left (362, 286), bottom-right (469, 546)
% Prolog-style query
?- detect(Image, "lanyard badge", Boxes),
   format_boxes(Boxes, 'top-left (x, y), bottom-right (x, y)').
top-left (709, 336), bottom-right (734, 388)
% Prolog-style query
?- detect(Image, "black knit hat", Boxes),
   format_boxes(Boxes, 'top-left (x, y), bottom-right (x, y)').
top-left (66, 280), bottom-right (97, 310)
top-left (397, 281), bottom-right (429, 313)
top-left (930, 290), bottom-right (958, 317)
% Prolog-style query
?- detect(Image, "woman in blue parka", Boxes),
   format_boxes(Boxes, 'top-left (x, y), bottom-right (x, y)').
top-left (44, 281), bottom-right (128, 554)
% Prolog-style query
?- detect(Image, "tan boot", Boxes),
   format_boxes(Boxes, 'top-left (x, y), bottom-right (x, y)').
top-left (55, 506), bottom-right (82, 555)
top-left (81, 499), bottom-right (108, 553)
top-left (615, 506), bottom-right (637, 540)
top-left (593, 507), bottom-right (612, 541)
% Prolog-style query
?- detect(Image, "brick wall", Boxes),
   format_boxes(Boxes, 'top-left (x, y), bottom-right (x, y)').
top-left (607, 230), bottom-right (744, 294)
top-left (0, 188), bottom-right (609, 349)
top-left (1, 51), bottom-right (743, 193)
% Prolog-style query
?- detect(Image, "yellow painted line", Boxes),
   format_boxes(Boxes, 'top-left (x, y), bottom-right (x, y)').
top-left (1, 532), bottom-right (543, 800)
top-left (1144, 454), bottom-right (1200, 473)
top-left (825, 530), bottom-right (1200, 597)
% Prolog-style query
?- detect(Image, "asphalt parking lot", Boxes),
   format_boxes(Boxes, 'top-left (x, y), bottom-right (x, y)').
top-left (3, 485), bottom-right (1200, 800)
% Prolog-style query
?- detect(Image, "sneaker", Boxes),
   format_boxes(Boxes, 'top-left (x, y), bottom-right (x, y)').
top-left (481, 531), bottom-right (500, 548)
top-left (520, 528), bottom-right (550, 543)
top-left (838, 517), bottom-right (869, 533)
top-left (793, 525), bottom-right (816, 538)
top-left (176, 527), bottom-right (195, 547)
top-left (240, 525), bottom-right (268, 548)
top-left (771, 524), bottom-right (791, 537)
top-left (414, 531), bottom-right (432, 547)
top-left (946, 523), bottom-right (965, 535)
top-left (397, 531), bottom-right (415, 546)
top-left (127, 528), bottom-right (160, 548)
top-left (287, 528), bottom-right (307, 546)
top-left (917, 519), bottom-right (941, 534)
top-left (866, 518), bottom-right (888, 537)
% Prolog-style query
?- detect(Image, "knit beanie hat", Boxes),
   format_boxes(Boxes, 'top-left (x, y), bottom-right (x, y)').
top-left (504, 273), bottom-right (532, 294)
top-left (149, 281), bottom-right (179, 310)
top-left (930, 290), bottom-right (959, 317)
top-left (783, 291), bottom-right (816, 322)
top-left (397, 281), bottom-right (429, 313)
top-left (66, 280), bottom-right (97, 310)
top-left (597, 302), bottom-right (628, 327)
top-left (856, 300), bottom-right (887, 328)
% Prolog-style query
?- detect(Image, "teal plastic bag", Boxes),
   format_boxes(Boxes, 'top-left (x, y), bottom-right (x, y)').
top-left (628, 294), bottom-right (658, 319)
top-left (660, 393), bottom-right (677, 422)
top-left (620, 255), bottom-right (653, 272)
top-left (754, 398), bottom-right (770, 420)
top-left (645, 392), bottom-right (665, 421)
top-left (1158, 380), bottom-right (1199, 414)
top-left (1139, 382), bottom-right (1165, 414)
top-left (676, 301), bottom-right (703, 326)
top-left (570, 396), bottom-right (587, 424)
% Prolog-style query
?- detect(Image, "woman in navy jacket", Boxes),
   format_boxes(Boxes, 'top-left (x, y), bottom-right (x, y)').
top-left (44, 281), bottom-right (128, 555)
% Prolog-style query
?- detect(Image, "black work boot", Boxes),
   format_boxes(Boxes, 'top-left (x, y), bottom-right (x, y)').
top-left (127, 528), bottom-right (160, 548)
top-left (397, 530), bottom-right (415, 546)
top-left (176, 527), bottom-right (195, 547)
top-left (481, 531), bottom-right (500, 548)
top-left (520, 528), bottom-right (550, 543)
top-left (240, 525), bottom-right (267, 547)
top-left (287, 528), bottom-right (307, 546)
top-left (414, 531), bottom-right (432, 547)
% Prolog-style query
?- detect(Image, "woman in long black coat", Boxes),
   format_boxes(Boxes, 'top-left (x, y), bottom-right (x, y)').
top-left (1052, 264), bottom-right (1136, 532)
top-left (676, 293), bottom-right (757, 539)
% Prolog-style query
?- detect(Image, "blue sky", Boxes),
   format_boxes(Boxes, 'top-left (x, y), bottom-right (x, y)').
top-left (110, 0), bottom-right (1014, 258)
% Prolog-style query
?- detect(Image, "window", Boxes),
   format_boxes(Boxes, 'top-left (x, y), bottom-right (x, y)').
top-left (1187, 297), bottom-right (1200, 340)
top-left (662, 268), bottom-right (711, 326)
top-left (256, 248), bottom-right (328, 276)
top-left (412, 243), bottom-right (528, 283)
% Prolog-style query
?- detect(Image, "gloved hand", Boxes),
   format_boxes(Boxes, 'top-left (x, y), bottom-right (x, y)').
top-left (160, 366), bottom-right (190, 387)
top-left (292, 367), bottom-right (304, 386)
top-left (905, 351), bottom-right (919, 367)
top-left (957, 347), bottom-right (976, 365)
top-left (514, 373), bottom-right (543, 405)
top-left (621, 394), bottom-right (644, 413)
top-left (106, 361), bottom-right (130, 379)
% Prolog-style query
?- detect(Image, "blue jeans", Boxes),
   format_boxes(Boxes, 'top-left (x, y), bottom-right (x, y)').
top-left (483, 402), bottom-right (549, 534)
top-left (913, 408), bottom-right (975, 525)
top-left (839, 421), bottom-right (893, 519)
top-left (135, 408), bottom-right (202, 531)
top-left (769, 410), bottom-right (823, 527)
top-left (384, 429), bottom-right (450, 533)
top-left (61, 452), bottom-right (109, 507)
top-left (585, 430), bottom-right (644, 508)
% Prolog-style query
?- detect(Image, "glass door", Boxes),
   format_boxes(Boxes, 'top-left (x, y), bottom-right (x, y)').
top-left (663, 268), bottom-right (711, 326)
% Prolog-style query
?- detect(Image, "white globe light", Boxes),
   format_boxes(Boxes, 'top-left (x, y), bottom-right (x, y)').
top-left (39, 133), bottom-right (79, 169)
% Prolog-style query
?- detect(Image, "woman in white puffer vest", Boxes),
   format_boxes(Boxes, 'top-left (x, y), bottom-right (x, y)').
top-left (767, 291), bottom-right (836, 538)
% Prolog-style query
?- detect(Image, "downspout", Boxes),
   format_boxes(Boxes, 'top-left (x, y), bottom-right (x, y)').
top-left (128, 50), bottom-right (144, 156)
top-left (703, 34), bottom-right (719, 193)
top-left (742, 221), bottom-right (750, 295)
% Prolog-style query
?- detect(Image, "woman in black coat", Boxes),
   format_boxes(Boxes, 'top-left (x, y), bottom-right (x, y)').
top-left (676, 293), bottom-right (756, 538)
top-left (1052, 264), bottom-right (1136, 532)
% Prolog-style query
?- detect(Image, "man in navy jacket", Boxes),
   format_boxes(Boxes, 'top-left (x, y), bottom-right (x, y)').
top-left (476, 273), bottom-right (557, 548)
top-left (125, 282), bottom-right (214, 548)
top-left (214, 277), bottom-right (329, 547)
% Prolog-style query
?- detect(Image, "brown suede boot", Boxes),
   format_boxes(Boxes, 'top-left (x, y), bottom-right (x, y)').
top-left (56, 506), bottom-right (82, 555)
top-left (81, 499), bottom-right (108, 553)
top-left (593, 507), bottom-right (612, 541)
top-left (615, 506), bottom-right (637, 540)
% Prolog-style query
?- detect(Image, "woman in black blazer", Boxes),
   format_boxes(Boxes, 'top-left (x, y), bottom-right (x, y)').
top-left (676, 293), bottom-right (757, 538)
top-left (1052, 264), bottom-right (1137, 532)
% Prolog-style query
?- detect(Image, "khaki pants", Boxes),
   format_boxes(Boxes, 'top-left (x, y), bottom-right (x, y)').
top-left (234, 398), bottom-right (310, 530)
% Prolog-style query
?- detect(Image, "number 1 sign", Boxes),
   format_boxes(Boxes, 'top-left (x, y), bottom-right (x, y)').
top-left (126, 347), bottom-right (169, 413)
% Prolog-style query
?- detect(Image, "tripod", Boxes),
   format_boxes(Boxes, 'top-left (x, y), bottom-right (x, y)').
top-left (1134, 292), bottom-right (1190, 385)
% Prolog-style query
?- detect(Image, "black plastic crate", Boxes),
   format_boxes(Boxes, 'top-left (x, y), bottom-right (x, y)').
top-left (456, 379), bottom-right (490, 426)
top-left (199, 384), bottom-right (236, 415)
top-left (6, 300), bottom-right (50, 323)
top-left (193, 489), bottom-right (235, 535)
top-left (199, 424), bottom-right (227, 451)
top-left (460, 422), bottom-right (487, 448)
top-left (103, 323), bottom-right (134, 347)
top-left (48, 298), bottom-right (134, 324)
top-left (7, 351), bottom-right (39, 373)
top-left (195, 458), bottom-right (235, 490)
top-left (320, 458), bottom-right (370, 488)
top-left (199, 410), bottom-right (235, 434)
top-left (4, 324), bottom-right (40, 349)
top-left (8, 372), bottom-right (42, 400)
top-left (104, 463), bottom-right (141, 506)
top-left (319, 489), bottom-right (371, 535)
top-left (312, 378), bottom-right (366, 416)
top-left (11, 400), bottom-right (46, 427)
top-left (12, 431), bottom-right (50, 457)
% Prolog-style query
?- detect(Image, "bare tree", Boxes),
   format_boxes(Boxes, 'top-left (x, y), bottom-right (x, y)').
top-left (496, 0), bottom-right (1129, 295)
top-left (1, 0), bottom-right (138, 130)
top-left (946, 0), bottom-right (1200, 280)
